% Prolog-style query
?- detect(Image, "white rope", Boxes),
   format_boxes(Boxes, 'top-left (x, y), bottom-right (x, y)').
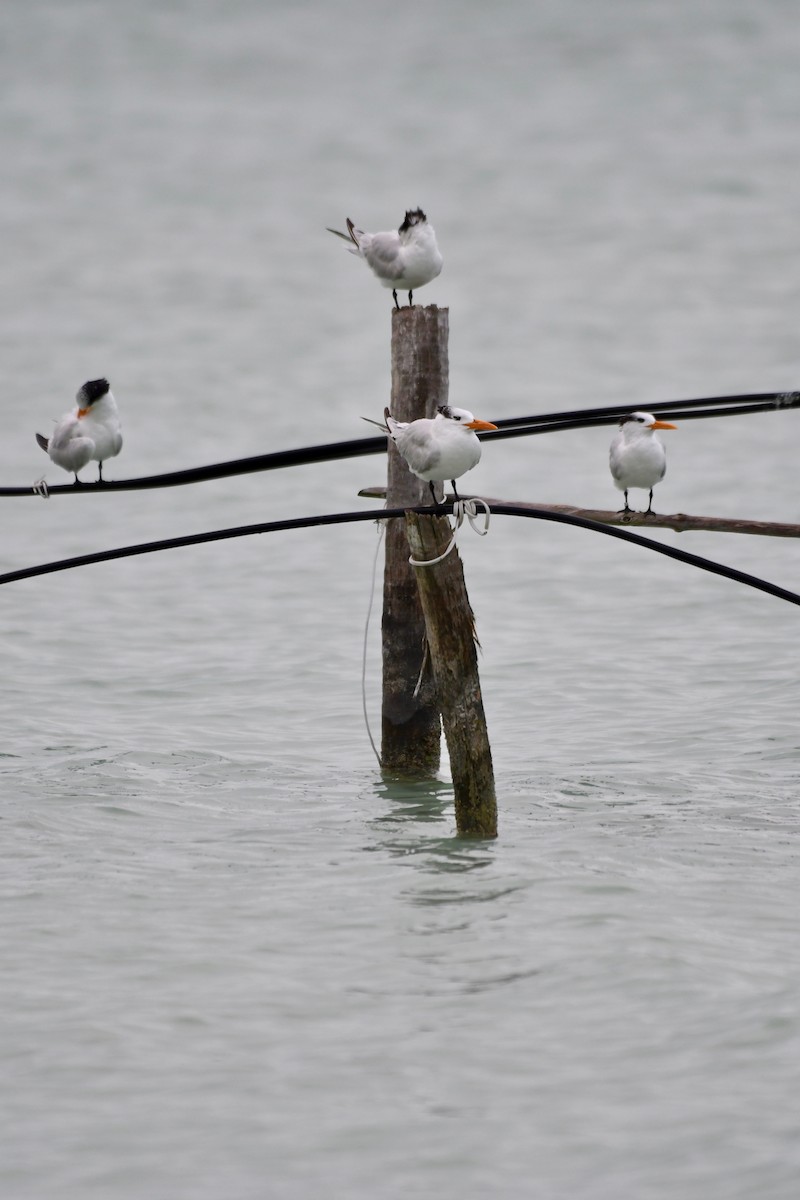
top-left (32, 477), bottom-right (50, 499)
top-left (408, 497), bottom-right (491, 567)
top-left (361, 499), bottom-right (490, 756)
top-left (361, 520), bottom-right (385, 766)
top-left (412, 638), bottom-right (430, 699)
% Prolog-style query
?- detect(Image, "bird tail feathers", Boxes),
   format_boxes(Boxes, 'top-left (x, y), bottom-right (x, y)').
top-left (383, 407), bottom-right (408, 436)
top-left (327, 218), bottom-right (362, 247)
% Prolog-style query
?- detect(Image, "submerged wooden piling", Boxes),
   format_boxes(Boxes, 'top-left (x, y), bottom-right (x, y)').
top-left (404, 514), bottom-right (498, 838)
top-left (381, 306), bottom-right (449, 774)
top-left (379, 304), bottom-right (497, 836)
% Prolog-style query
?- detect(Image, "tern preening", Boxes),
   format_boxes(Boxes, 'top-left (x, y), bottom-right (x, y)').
top-left (383, 404), bottom-right (497, 505)
top-left (36, 377), bottom-right (123, 483)
top-left (609, 410), bottom-right (677, 514)
top-left (327, 208), bottom-right (443, 309)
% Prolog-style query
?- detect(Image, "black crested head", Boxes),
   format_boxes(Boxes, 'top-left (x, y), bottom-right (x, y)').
top-left (77, 378), bottom-right (110, 406)
top-left (399, 208), bottom-right (427, 232)
top-left (437, 404), bottom-right (454, 419)
top-left (618, 411), bottom-right (652, 428)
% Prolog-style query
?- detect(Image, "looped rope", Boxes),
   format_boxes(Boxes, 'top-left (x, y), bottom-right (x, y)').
top-left (408, 497), bottom-right (492, 567)
top-left (32, 477), bottom-right (50, 499)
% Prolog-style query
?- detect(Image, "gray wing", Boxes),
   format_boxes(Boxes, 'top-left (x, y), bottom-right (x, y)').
top-left (361, 231), bottom-right (403, 281)
top-left (397, 423), bottom-right (442, 475)
top-left (49, 413), bottom-right (84, 454)
top-left (609, 433), bottom-right (625, 482)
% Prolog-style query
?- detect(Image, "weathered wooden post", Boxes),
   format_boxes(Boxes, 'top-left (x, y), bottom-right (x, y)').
top-left (381, 305), bottom-right (448, 774)
top-left (404, 514), bottom-right (498, 837)
top-left (380, 304), bottom-right (497, 836)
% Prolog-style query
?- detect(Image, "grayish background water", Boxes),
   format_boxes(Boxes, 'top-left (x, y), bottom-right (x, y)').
top-left (2, 1), bottom-right (800, 1196)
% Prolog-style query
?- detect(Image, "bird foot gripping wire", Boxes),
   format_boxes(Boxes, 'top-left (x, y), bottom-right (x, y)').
top-left (408, 498), bottom-right (491, 567)
top-left (32, 477), bottom-right (50, 499)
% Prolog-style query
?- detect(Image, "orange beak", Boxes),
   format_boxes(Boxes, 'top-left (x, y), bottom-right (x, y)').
top-left (650, 420), bottom-right (677, 430)
top-left (77, 407), bottom-right (90, 418)
top-left (466, 419), bottom-right (499, 431)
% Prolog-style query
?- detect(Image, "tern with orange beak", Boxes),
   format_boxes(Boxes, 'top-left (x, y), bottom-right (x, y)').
top-left (609, 410), bottom-right (677, 514)
top-left (36, 378), bottom-right (122, 483)
top-left (383, 404), bottom-right (498, 506)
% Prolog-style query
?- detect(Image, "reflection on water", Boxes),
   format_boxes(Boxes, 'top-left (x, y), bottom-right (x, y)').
top-left (370, 775), bottom-right (454, 825)
top-left (367, 777), bottom-right (502, 885)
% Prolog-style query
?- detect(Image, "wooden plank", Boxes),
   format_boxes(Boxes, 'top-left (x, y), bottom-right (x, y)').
top-left (360, 489), bottom-right (800, 538)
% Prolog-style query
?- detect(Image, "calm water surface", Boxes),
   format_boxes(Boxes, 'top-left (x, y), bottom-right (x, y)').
top-left (2, 2), bottom-right (800, 1197)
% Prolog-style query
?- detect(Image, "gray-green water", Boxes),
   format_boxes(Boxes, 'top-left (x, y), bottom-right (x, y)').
top-left (2, 1), bottom-right (800, 1196)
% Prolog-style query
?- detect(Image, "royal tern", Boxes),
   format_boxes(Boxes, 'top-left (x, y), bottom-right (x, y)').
top-left (384, 404), bottom-right (497, 505)
top-left (609, 410), bottom-right (677, 514)
top-left (327, 208), bottom-right (443, 309)
top-left (36, 378), bottom-right (122, 483)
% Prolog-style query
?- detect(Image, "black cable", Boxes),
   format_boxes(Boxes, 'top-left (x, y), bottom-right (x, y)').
top-left (0, 437), bottom-right (387, 496)
top-left (0, 509), bottom-right (386, 584)
top-left (490, 389), bottom-right (800, 430)
top-left (483, 401), bottom-right (791, 442)
top-left (489, 504), bottom-right (800, 607)
top-left (3, 390), bottom-right (798, 498)
top-left (1, 503), bottom-right (798, 609)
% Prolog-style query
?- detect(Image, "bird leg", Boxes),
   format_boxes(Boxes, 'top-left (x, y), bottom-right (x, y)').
top-left (427, 481), bottom-right (450, 512)
top-left (617, 489), bottom-right (632, 517)
top-left (645, 489), bottom-right (656, 515)
top-left (408, 290), bottom-right (414, 307)
top-left (97, 462), bottom-right (104, 483)
top-left (451, 479), bottom-right (462, 504)
top-left (392, 289), bottom-right (400, 310)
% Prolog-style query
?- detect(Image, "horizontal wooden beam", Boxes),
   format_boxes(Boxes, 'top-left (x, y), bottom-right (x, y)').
top-left (358, 489), bottom-right (800, 539)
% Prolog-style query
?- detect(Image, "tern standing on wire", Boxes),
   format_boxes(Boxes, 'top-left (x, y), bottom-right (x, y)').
top-left (327, 208), bottom-right (443, 309)
top-left (609, 410), bottom-right (677, 514)
top-left (36, 378), bottom-right (122, 483)
top-left (383, 404), bottom-right (497, 506)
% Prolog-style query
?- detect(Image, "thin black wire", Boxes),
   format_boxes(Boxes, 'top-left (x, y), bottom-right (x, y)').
top-left (484, 401), bottom-right (792, 442)
top-left (3, 389), bottom-right (798, 497)
top-left (0, 438), bottom-right (386, 496)
top-left (490, 389), bottom-right (800, 430)
top-left (1, 503), bottom-right (798, 609)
